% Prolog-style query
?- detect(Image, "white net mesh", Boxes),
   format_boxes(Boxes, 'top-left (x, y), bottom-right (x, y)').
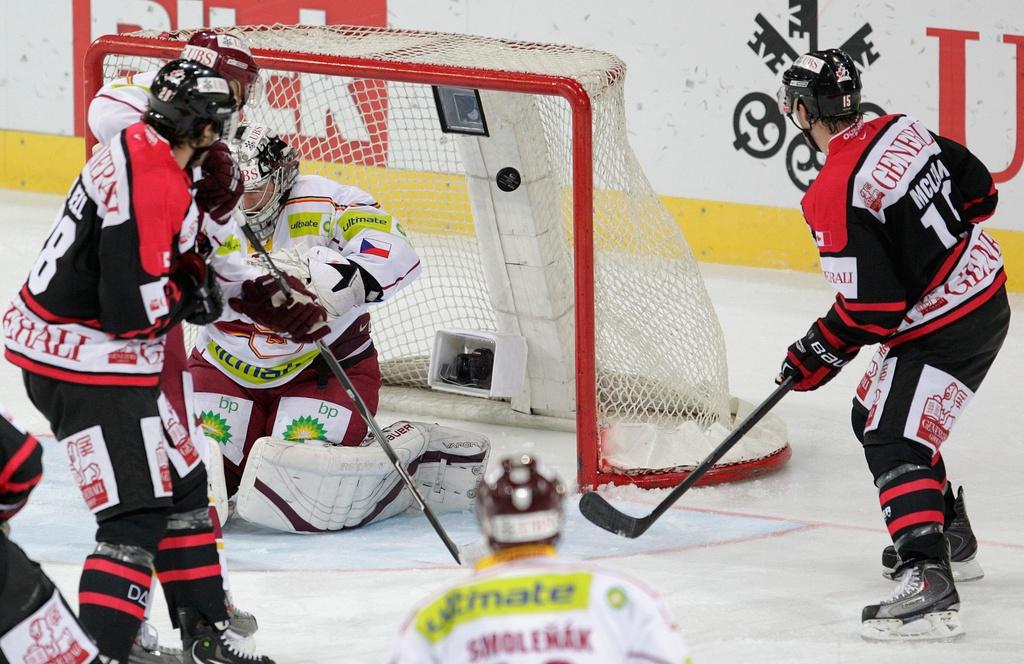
top-left (97, 24), bottom-right (750, 480)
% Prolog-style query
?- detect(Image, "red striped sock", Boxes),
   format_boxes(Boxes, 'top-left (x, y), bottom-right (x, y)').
top-left (156, 524), bottom-right (228, 626)
top-left (878, 468), bottom-right (945, 561)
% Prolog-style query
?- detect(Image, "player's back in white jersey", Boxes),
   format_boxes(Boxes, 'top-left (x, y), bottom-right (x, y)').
top-left (394, 548), bottom-right (690, 663)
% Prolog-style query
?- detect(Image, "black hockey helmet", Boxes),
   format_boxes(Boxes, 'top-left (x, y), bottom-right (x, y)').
top-left (778, 49), bottom-right (862, 125)
top-left (145, 59), bottom-right (238, 144)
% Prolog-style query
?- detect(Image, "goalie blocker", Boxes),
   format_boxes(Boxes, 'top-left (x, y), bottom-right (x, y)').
top-left (235, 421), bottom-right (489, 532)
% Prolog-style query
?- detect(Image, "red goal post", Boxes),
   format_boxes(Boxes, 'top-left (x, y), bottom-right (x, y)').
top-left (83, 25), bottom-right (790, 491)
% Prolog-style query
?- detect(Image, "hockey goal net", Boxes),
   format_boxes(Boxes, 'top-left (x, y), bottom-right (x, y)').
top-left (84, 25), bottom-right (789, 490)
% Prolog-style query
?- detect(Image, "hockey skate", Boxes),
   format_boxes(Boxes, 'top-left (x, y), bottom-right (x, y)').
top-left (881, 487), bottom-right (983, 582)
top-left (129, 621), bottom-right (183, 663)
top-left (861, 559), bottom-right (964, 641)
top-left (178, 608), bottom-right (275, 664)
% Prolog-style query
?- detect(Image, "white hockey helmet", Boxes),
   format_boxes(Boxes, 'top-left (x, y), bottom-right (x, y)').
top-left (229, 122), bottom-right (299, 242)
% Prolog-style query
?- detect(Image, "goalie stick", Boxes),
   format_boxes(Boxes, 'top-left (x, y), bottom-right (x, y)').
top-left (235, 221), bottom-right (464, 564)
top-left (579, 377), bottom-right (794, 539)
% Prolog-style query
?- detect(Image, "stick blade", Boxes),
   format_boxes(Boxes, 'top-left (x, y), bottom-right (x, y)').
top-left (578, 491), bottom-right (649, 539)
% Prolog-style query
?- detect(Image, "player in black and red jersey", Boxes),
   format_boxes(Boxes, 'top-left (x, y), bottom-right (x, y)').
top-left (3, 59), bottom-right (275, 664)
top-left (776, 49), bottom-right (1009, 641)
top-left (88, 30), bottom-right (268, 657)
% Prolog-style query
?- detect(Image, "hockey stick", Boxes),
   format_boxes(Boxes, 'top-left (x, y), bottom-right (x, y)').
top-left (236, 221), bottom-right (463, 564)
top-left (579, 377), bottom-right (794, 539)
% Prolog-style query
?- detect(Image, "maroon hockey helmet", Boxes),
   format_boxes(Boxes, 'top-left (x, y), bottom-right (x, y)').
top-left (180, 29), bottom-right (261, 107)
top-left (476, 454), bottom-right (567, 550)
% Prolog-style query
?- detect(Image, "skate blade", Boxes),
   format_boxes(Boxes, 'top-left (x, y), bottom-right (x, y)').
top-left (861, 611), bottom-right (965, 642)
top-left (128, 643), bottom-right (184, 664)
top-left (227, 611), bottom-right (259, 639)
top-left (883, 558), bottom-right (984, 583)
top-left (952, 557), bottom-right (984, 582)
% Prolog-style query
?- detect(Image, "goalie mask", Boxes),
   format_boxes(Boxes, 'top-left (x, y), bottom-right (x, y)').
top-left (778, 48), bottom-right (862, 151)
top-left (476, 454), bottom-right (566, 550)
top-left (230, 122), bottom-right (299, 242)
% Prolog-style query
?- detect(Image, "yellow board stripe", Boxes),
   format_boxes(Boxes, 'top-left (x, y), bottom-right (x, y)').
top-left (2, 129), bottom-right (1021, 291)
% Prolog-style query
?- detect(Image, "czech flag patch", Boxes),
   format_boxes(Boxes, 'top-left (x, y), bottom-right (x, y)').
top-left (359, 237), bottom-right (392, 258)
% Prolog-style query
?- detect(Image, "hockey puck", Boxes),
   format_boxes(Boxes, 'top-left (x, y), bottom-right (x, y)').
top-left (495, 167), bottom-right (521, 192)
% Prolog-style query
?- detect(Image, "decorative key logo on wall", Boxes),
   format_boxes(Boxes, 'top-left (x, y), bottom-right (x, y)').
top-left (732, 0), bottom-right (884, 191)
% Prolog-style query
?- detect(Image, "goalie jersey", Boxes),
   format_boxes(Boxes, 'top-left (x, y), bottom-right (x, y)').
top-left (194, 174), bottom-right (421, 388)
top-left (3, 121), bottom-right (202, 386)
top-left (802, 114), bottom-right (1005, 351)
top-left (391, 549), bottom-right (690, 664)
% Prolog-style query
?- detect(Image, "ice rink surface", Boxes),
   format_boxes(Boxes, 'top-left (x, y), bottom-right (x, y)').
top-left (2, 189), bottom-right (1022, 663)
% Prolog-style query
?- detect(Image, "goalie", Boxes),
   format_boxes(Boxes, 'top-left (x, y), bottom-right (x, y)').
top-left (189, 123), bottom-right (489, 532)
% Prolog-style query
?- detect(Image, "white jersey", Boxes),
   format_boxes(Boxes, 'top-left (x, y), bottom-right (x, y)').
top-left (88, 71), bottom-right (158, 145)
top-left (194, 174), bottom-right (421, 388)
top-left (392, 549), bottom-right (691, 664)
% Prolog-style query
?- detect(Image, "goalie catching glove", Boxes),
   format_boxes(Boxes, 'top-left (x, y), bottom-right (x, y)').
top-left (306, 246), bottom-right (378, 316)
top-left (228, 273), bottom-right (329, 343)
top-left (778, 320), bottom-right (860, 391)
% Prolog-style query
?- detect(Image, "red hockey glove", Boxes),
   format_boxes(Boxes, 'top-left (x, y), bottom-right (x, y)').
top-left (229, 273), bottom-right (330, 343)
top-left (194, 141), bottom-right (243, 224)
top-left (777, 320), bottom-right (860, 392)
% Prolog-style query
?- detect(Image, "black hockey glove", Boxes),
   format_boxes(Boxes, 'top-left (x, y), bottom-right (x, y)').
top-left (170, 251), bottom-right (224, 326)
top-left (194, 141), bottom-right (243, 224)
top-left (777, 320), bottom-right (860, 392)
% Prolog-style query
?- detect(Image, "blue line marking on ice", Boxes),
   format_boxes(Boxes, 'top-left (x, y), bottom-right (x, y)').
top-left (14, 438), bottom-right (805, 570)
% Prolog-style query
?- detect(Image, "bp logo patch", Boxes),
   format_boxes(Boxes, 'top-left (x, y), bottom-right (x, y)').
top-left (200, 411), bottom-right (231, 444)
top-left (283, 415), bottom-right (328, 441)
top-left (606, 587), bottom-right (628, 609)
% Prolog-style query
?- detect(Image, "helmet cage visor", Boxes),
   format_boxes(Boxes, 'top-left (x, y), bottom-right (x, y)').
top-left (241, 176), bottom-right (279, 216)
top-left (238, 158), bottom-right (297, 241)
top-left (777, 85), bottom-right (815, 131)
top-left (211, 109), bottom-right (240, 142)
top-left (219, 66), bottom-right (262, 108)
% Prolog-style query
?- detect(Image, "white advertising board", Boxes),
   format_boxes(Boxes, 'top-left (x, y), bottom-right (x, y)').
top-left (2, 1), bottom-right (1022, 230)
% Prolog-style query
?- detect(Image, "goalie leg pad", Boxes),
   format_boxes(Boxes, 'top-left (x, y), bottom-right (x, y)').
top-left (395, 421), bottom-right (490, 514)
top-left (235, 437), bottom-right (414, 532)
top-left (234, 421), bottom-right (489, 532)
